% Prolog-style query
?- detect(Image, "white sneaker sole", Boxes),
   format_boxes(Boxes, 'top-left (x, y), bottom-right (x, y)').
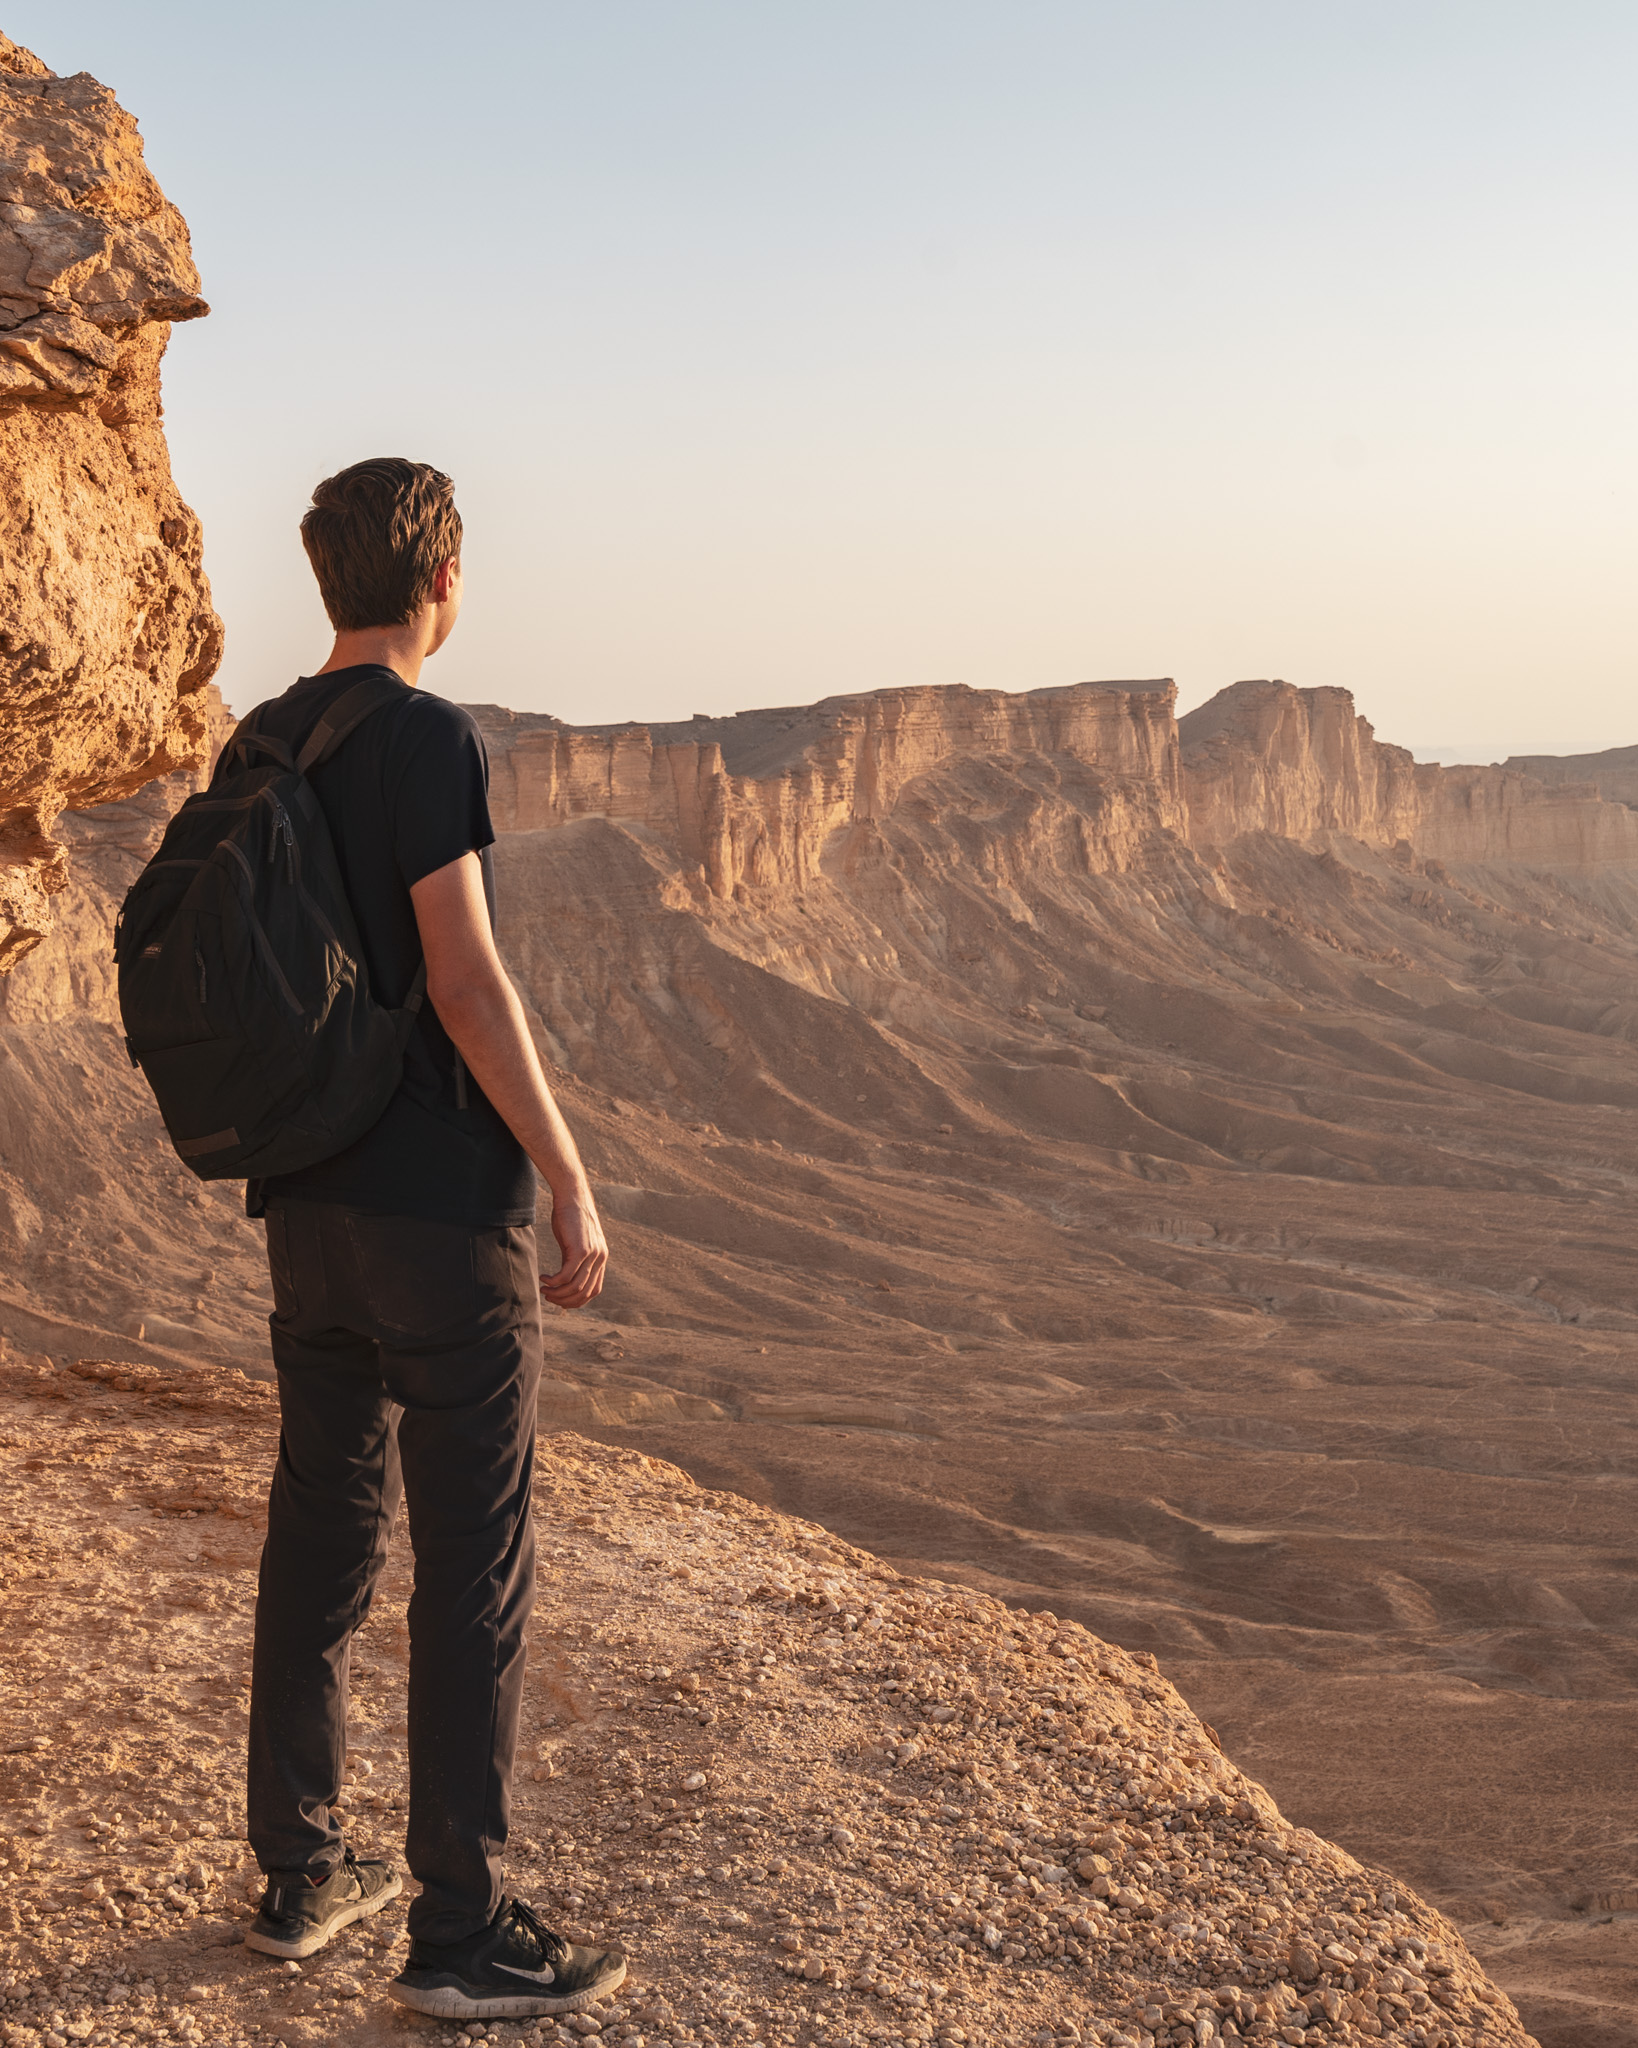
top-left (243, 1871), bottom-right (403, 1960)
top-left (387, 1952), bottom-right (627, 2019)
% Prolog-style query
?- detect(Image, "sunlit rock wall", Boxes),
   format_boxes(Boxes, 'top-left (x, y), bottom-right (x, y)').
top-left (1181, 679), bottom-right (1638, 868)
top-left (478, 680), bottom-right (1186, 899)
top-left (0, 32), bottom-right (221, 970)
top-left (478, 671), bottom-right (1638, 896)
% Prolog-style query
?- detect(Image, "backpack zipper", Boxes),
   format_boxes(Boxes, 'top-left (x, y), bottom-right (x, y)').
top-left (221, 842), bottom-right (305, 1014)
top-left (195, 946), bottom-right (208, 1005)
top-left (265, 794), bottom-right (297, 883)
top-left (257, 792), bottom-right (352, 959)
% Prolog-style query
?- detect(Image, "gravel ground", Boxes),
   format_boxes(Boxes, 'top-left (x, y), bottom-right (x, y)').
top-left (0, 1351), bottom-right (1530, 2048)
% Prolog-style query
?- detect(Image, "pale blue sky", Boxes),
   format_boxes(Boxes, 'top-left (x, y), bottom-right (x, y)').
top-left (13, 2), bottom-right (1637, 757)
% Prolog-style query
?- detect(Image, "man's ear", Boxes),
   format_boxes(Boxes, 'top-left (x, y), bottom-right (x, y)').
top-left (432, 556), bottom-right (459, 603)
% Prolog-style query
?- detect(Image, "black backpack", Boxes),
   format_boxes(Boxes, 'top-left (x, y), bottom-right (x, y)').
top-left (115, 673), bottom-right (426, 1180)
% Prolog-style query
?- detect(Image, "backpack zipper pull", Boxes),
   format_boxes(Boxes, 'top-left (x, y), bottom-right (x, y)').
top-left (266, 797), bottom-right (297, 881)
top-left (195, 946), bottom-right (208, 1005)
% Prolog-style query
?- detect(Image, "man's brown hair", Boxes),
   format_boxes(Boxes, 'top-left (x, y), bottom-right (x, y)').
top-left (300, 457), bottom-right (463, 632)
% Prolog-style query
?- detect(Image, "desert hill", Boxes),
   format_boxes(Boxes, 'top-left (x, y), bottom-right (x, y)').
top-left (9, 663), bottom-right (1638, 2041)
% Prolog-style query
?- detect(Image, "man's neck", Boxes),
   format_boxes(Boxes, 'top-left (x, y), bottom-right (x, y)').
top-left (315, 621), bottom-right (434, 687)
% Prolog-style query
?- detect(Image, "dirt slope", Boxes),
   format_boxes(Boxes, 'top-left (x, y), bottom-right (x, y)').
top-left (0, 1354), bottom-right (1526, 2048)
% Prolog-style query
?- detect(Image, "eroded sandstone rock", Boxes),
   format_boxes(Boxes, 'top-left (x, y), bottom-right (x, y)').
top-left (476, 675), bottom-right (1638, 918)
top-left (0, 31), bottom-right (221, 970)
top-left (477, 680), bottom-right (1186, 899)
top-left (1180, 678), bottom-right (1638, 868)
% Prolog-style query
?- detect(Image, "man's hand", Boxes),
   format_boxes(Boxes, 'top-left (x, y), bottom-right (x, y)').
top-left (542, 1188), bottom-right (608, 1310)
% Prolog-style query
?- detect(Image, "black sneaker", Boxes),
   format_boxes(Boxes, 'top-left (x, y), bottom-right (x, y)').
top-left (244, 1848), bottom-right (402, 1959)
top-left (388, 1896), bottom-right (626, 2019)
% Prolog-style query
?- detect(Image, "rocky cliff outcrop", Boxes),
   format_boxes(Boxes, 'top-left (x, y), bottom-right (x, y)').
top-left (1181, 680), bottom-right (1638, 868)
top-left (1503, 742), bottom-right (1638, 811)
top-left (0, 32), bottom-right (220, 971)
top-left (478, 676), bottom-right (1638, 904)
top-left (479, 680), bottom-right (1185, 899)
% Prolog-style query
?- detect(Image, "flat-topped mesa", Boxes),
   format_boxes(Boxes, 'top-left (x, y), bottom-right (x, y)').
top-left (0, 32), bottom-right (221, 970)
top-left (1182, 678), bottom-right (1638, 868)
top-left (1180, 681), bottom-right (1424, 848)
top-left (474, 679), bottom-right (1183, 898)
top-left (477, 671), bottom-right (1638, 888)
top-left (1504, 742), bottom-right (1638, 810)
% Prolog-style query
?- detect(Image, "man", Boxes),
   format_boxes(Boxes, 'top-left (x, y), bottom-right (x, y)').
top-left (240, 457), bottom-right (625, 2021)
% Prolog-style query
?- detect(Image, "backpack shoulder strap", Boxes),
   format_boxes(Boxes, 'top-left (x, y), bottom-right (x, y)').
top-left (216, 702), bottom-right (295, 780)
top-left (295, 672), bottom-right (409, 775)
top-left (294, 672), bottom-right (431, 1036)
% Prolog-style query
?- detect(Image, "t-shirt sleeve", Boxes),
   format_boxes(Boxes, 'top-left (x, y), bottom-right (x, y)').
top-left (385, 699), bottom-right (497, 890)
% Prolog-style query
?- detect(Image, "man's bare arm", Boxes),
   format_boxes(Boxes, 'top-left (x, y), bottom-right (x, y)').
top-left (410, 851), bottom-right (607, 1309)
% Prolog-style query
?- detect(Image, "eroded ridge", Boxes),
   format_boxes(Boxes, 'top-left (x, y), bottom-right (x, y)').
top-left (1, 1354), bottom-right (1527, 2048)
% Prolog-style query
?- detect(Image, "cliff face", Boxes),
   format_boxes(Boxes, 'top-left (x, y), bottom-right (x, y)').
top-left (0, 32), bottom-right (221, 971)
top-left (1181, 679), bottom-right (1638, 868)
top-left (479, 675), bottom-right (1638, 905)
top-left (1504, 742), bottom-right (1638, 811)
top-left (1179, 682), bottom-right (1425, 850)
top-left (479, 679), bottom-right (1185, 899)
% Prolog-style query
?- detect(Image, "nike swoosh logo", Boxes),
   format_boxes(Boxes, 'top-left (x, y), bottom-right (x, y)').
top-left (495, 1962), bottom-right (558, 1986)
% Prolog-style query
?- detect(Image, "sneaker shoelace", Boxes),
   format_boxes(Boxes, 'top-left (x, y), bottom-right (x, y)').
top-left (503, 1897), bottom-right (568, 1970)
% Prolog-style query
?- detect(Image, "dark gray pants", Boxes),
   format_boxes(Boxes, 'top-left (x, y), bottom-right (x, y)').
top-left (247, 1202), bottom-right (541, 1944)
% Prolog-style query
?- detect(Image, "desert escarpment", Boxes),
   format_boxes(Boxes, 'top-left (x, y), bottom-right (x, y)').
top-left (14, 661), bottom-right (1638, 2040)
top-left (1503, 742), bottom-right (1638, 812)
top-left (478, 676), bottom-right (1638, 911)
top-left (481, 680), bottom-right (1185, 898)
top-left (0, 31), bottom-right (221, 971)
top-left (1182, 681), bottom-right (1638, 868)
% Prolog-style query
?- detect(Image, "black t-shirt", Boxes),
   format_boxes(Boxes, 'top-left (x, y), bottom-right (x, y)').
top-left (249, 665), bottom-right (536, 1227)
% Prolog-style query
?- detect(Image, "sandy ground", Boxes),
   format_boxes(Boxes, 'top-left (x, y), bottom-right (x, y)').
top-left (0, 1356), bottom-right (1524, 2048)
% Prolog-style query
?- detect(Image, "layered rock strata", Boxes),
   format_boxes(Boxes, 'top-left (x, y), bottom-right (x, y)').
top-left (1181, 681), bottom-right (1638, 868)
top-left (0, 1356), bottom-right (1529, 2048)
top-left (475, 676), bottom-right (1638, 904)
top-left (1503, 742), bottom-right (1638, 811)
top-left (479, 681), bottom-right (1185, 898)
top-left (0, 32), bottom-right (220, 970)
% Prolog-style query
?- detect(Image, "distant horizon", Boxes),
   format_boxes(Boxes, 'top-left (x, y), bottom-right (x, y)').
top-left (13, 1), bottom-right (1635, 764)
top-left (219, 658), bottom-right (1632, 772)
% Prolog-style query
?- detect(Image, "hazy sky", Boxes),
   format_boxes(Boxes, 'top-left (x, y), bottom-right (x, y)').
top-left (14, 2), bottom-right (1638, 756)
